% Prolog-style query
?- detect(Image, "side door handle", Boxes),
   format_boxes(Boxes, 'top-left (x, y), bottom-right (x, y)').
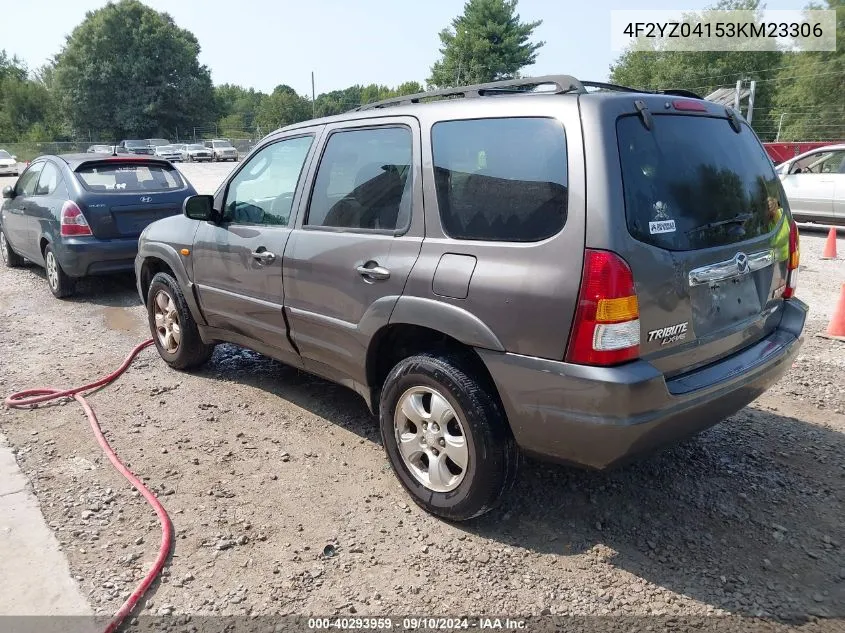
top-left (356, 262), bottom-right (390, 281)
top-left (251, 249), bottom-right (276, 264)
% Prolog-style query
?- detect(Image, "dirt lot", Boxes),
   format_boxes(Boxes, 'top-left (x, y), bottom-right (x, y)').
top-left (0, 163), bottom-right (843, 628)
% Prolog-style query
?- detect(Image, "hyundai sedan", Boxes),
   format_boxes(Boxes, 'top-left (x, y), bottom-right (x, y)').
top-left (1, 154), bottom-right (197, 298)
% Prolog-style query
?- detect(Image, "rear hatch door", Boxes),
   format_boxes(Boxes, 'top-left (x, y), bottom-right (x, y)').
top-left (612, 101), bottom-right (794, 378)
top-left (75, 160), bottom-right (188, 238)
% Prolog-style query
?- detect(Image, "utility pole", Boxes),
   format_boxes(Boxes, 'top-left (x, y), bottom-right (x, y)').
top-left (776, 113), bottom-right (786, 141)
top-left (311, 72), bottom-right (316, 117)
top-left (746, 80), bottom-right (756, 125)
top-left (733, 79), bottom-right (742, 112)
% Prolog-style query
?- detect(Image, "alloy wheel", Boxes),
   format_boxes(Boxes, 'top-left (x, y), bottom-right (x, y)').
top-left (394, 386), bottom-right (469, 493)
top-left (153, 290), bottom-right (181, 353)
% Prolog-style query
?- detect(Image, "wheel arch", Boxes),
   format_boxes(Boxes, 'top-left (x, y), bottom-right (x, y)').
top-left (137, 243), bottom-right (206, 325)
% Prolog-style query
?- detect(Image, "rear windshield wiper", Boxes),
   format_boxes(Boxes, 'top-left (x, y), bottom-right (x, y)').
top-left (685, 213), bottom-right (753, 234)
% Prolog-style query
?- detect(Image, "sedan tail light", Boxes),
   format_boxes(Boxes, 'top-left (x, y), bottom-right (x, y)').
top-left (60, 201), bottom-right (93, 237)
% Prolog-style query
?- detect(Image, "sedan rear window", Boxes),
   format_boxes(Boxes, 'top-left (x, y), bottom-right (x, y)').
top-left (618, 115), bottom-right (787, 251)
top-left (76, 163), bottom-right (184, 192)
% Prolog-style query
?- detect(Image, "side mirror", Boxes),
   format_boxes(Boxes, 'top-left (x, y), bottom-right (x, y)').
top-left (10, 155), bottom-right (16, 161)
top-left (2, 185), bottom-right (14, 199)
top-left (183, 195), bottom-right (216, 221)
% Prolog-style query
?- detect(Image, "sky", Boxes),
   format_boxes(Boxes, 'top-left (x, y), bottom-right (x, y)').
top-left (1, 0), bottom-right (812, 97)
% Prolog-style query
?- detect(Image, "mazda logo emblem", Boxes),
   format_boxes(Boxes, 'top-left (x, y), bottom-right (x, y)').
top-left (734, 252), bottom-right (750, 274)
top-left (140, 196), bottom-right (152, 203)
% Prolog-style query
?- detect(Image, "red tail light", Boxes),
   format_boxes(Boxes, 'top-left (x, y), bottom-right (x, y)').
top-left (783, 220), bottom-right (799, 299)
top-left (60, 201), bottom-right (92, 237)
top-left (673, 99), bottom-right (707, 112)
top-left (565, 249), bottom-right (640, 366)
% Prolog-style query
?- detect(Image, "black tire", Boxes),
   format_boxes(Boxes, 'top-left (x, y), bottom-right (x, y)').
top-left (147, 272), bottom-right (214, 370)
top-left (44, 243), bottom-right (74, 298)
top-left (1, 228), bottom-right (24, 268)
top-left (379, 353), bottom-right (520, 521)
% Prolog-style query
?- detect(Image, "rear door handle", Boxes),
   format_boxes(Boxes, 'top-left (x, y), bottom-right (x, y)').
top-left (251, 250), bottom-right (276, 264)
top-left (356, 263), bottom-right (390, 281)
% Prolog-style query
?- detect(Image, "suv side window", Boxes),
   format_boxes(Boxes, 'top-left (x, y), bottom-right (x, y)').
top-left (15, 162), bottom-right (44, 197)
top-left (223, 135), bottom-right (314, 226)
top-left (34, 161), bottom-right (62, 196)
top-left (306, 126), bottom-right (413, 232)
top-left (431, 117), bottom-right (568, 242)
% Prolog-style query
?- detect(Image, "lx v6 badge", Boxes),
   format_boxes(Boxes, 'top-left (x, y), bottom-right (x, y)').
top-left (647, 321), bottom-right (689, 346)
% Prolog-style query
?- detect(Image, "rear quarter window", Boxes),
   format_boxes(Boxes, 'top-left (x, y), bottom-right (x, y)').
top-left (76, 163), bottom-right (184, 192)
top-left (618, 114), bottom-right (787, 251)
top-left (431, 117), bottom-right (568, 242)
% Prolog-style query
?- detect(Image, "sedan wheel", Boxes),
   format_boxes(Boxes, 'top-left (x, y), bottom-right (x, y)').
top-left (43, 244), bottom-right (74, 298)
top-left (153, 289), bottom-right (181, 354)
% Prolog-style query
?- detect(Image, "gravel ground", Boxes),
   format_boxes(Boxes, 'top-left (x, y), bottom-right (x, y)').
top-left (0, 164), bottom-right (843, 630)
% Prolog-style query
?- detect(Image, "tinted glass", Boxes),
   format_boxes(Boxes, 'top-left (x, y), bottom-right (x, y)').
top-left (187, 144), bottom-right (205, 150)
top-left (223, 135), bottom-right (313, 226)
top-left (16, 163), bottom-right (44, 196)
top-left (432, 118), bottom-right (568, 242)
top-left (618, 115), bottom-right (787, 251)
top-left (307, 127), bottom-right (412, 231)
top-left (76, 163), bottom-right (184, 192)
top-left (124, 140), bottom-right (146, 148)
top-left (35, 162), bottom-right (61, 195)
top-left (214, 141), bottom-right (233, 148)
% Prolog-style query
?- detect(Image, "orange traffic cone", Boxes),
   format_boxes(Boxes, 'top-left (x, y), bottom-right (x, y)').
top-left (826, 283), bottom-right (845, 340)
top-left (821, 227), bottom-right (838, 259)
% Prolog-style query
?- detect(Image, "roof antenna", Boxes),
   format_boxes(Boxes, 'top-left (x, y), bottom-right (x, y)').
top-left (112, 143), bottom-right (117, 157)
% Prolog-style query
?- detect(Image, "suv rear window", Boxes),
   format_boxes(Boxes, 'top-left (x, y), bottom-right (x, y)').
top-left (618, 115), bottom-right (786, 251)
top-left (432, 117), bottom-right (568, 242)
top-left (76, 163), bottom-right (184, 192)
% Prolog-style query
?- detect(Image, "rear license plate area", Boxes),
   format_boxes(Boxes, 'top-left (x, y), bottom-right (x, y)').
top-left (691, 274), bottom-right (762, 333)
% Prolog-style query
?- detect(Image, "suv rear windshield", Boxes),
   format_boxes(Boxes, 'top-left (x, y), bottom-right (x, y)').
top-left (76, 163), bottom-right (184, 192)
top-left (618, 115), bottom-right (786, 251)
top-left (124, 140), bottom-right (147, 148)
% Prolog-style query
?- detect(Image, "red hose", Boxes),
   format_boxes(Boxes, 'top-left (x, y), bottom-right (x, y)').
top-left (5, 339), bottom-right (170, 633)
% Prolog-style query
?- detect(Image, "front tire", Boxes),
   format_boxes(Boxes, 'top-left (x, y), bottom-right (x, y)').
top-left (147, 272), bottom-right (214, 369)
top-left (1, 229), bottom-right (24, 268)
top-left (379, 353), bottom-right (519, 521)
top-left (44, 244), bottom-right (74, 298)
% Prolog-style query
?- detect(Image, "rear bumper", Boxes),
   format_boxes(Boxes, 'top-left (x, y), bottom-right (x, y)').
top-left (53, 237), bottom-right (139, 277)
top-left (478, 299), bottom-right (808, 469)
top-left (0, 165), bottom-right (18, 175)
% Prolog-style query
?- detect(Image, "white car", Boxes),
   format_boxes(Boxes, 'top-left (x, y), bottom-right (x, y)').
top-left (205, 139), bottom-right (239, 162)
top-left (153, 145), bottom-right (183, 162)
top-left (777, 144), bottom-right (845, 225)
top-left (178, 143), bottom-right (213, 162)
top-left (0, 150), bottom-right (19, 177)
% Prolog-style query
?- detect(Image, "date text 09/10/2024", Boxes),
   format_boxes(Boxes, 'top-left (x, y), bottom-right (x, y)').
top-left (307, 618), bottom-right (527, 630)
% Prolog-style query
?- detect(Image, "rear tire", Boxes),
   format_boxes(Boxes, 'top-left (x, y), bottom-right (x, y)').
top-left (44, 244), bottom-right (74, 298)
top-left (1, 229), bottom-right (24, 268)
top-left (147, 272), bottom-right (214, 370)
top-left (379, 353), bottom-right (520, 521)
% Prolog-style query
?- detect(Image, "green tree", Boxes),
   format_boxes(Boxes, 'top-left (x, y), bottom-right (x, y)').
top-left (609, 0), bottom-right (783, 139)
top-left (428, 0), bottom-right (544, 88)
top-left (254, 84), bottom-right (311, 132)
top-left (772, 0), bottom-right (844, 141)
top-left (52, 0), bottom-right (216, 140)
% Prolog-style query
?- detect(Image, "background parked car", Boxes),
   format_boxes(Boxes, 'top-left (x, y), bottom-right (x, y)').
top-left (87, 144), bottom-right (113, 154)
top-left (776, 143), bottom-right (845, 225)
top-left (119, 139), bottom-right (154, 155)
top-left (178, 143), bottom-right (212, 162)
top-left (153, 144), bottom-right (183, 162)
top-left (204, 139), bottom-right (239, 162)
top-left (0, 154), bottom-right (196, 298)
top-left (0, 150), bottom-right (19, 177)
top-left (146, 138), bottom-right (171, 152)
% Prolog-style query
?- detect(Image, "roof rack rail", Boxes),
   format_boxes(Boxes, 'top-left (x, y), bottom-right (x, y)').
top-left (352, 75), bottom-right (585, 111)
top-left (348, 76), bottom-right (705, 113)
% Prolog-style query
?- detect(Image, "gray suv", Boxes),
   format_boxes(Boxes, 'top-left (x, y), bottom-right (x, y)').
top-left (135, 76), bottom-right (807, 521)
